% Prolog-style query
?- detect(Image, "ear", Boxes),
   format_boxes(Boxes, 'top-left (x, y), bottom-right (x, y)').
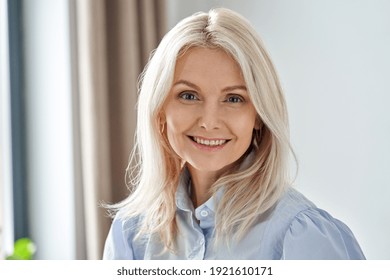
top-left (158, 112), bottom-right (166, 124)
top-left (158, 113), bottom-right (167, 135)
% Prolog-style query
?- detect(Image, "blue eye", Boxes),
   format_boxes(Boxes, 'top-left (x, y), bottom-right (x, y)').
top-left (179, 92), bottom-right (198, 101)
top-left (226, 95), bottom-right (244, 103)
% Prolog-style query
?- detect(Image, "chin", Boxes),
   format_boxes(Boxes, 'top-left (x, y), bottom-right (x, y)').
top-left (187, 160), bottom-right (235, 173)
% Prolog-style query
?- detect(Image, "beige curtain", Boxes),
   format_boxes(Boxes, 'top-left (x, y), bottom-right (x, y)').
top-left (73, 0), bottom-right (166, 259)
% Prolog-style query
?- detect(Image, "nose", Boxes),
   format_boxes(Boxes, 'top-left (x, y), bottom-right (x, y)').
top-left (198, 101), bottom-right (222, 131)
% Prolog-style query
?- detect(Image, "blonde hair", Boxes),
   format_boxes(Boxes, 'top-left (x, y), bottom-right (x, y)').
top-left (111, 8), bottom-right (296, 251)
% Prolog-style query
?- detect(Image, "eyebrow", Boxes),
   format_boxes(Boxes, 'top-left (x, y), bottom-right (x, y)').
top-left (173, 79), bottom-right (247, 92)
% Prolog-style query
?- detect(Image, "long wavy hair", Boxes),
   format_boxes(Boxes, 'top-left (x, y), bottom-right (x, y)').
top-left (110, 8), bottom-right (296, 251)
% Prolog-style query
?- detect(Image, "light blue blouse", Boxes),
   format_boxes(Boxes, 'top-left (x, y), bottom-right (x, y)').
top-left (103, 171), bottom-right (365, 260)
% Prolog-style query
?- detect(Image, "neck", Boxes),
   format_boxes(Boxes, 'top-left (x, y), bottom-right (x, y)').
top-left (187, 165), bottom-right (223, 208)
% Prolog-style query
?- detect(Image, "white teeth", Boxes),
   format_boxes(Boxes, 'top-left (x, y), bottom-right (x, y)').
top-left (193, 137), bottom-right (227, 146)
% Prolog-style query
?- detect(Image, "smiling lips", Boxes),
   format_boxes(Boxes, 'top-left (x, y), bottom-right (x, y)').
top-left (190, 136), bottom-right (229, 147)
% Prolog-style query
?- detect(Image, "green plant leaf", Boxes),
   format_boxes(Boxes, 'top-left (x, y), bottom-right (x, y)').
top-left (11, 238), bottom-right (36, 260)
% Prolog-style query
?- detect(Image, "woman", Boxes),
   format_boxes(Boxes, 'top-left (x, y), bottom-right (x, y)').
top-left (103, 8), bottom-right (365, 260)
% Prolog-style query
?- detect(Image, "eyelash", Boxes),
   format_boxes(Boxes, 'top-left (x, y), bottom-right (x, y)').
top-left (225, 95), bottom-right (244, 103)
top-left (179, 92), bottom-right (199, 101)
top-left (178, 92), bottom-right (245, 103)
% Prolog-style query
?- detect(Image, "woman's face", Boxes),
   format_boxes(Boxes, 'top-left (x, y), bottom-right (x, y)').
top-left (162, 47), bottom-right (258, 173)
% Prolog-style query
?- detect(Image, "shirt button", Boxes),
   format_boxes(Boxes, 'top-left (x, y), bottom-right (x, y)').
top-left (200, 210), bottom-right (209, 217)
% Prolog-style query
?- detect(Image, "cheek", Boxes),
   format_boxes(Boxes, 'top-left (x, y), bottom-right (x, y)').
top-left (231, 111), bottom-right (257, 140)
top-left (237, 126), bottom-right (255, 148)
top-left (164, 108), bottom-right (192, 150)
top-left (166, 110), bottom-right (189, 135)
top-left (166, 124), bottom-right (182, 150)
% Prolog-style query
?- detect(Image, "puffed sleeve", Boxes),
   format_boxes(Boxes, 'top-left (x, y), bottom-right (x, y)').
top-left (102, 214), bottom-right (135, 260)
top-left (282, 208), bottom-right (365, 259)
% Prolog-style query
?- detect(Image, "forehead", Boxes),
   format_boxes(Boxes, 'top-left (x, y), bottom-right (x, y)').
top-left (173, 47), bottom-right (245, 84)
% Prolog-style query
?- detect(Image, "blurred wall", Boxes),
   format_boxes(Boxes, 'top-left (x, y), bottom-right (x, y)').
top-left (167, 0), bottom-right (390, 259)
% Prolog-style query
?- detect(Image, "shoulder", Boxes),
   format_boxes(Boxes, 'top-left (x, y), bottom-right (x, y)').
top-left (102, 210), bottom-right (142, 260)
top-left (266, 187), bottom-right (316, 230)
top-left (270, 187), bottom-right (365, 259)
top-left (274, 187), bottom-right (317, 216)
